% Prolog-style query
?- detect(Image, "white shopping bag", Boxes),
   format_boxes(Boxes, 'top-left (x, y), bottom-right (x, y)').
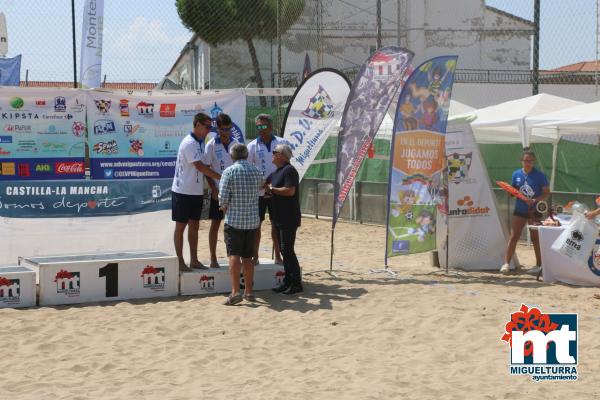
top-left (551, 211), bottom-right (598, 264)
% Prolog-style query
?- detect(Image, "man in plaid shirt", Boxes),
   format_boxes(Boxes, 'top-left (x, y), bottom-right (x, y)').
top-left (218, 143), bottom-right (264, 305)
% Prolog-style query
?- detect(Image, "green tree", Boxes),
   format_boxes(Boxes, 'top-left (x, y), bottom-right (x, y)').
top-left (176, 0), bottom-right (304, 94)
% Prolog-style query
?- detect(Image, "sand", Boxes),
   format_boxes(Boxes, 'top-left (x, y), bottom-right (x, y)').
top-left (1, 217), bottom-right (599, 399)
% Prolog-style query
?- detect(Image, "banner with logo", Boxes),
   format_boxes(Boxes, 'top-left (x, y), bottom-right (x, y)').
top-left (436, 121), bottom-right (512, 270)
top-left (79, 0), bottom-right (104, 88)
top-left (332, 46), bottom-right (413, 229)
top-left (0, 88), bottom-right (86, 180)
top-left (282, 68), bottom-right (350, 181)
top-left (385, 56), bottom-right (457, 260)
top-left (86, 90), bottom-right (245, 179)
top-left (0, 178), bottom-right (174, 218)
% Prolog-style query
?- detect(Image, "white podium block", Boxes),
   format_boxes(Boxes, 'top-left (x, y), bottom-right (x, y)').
top-left (0, 266), bottom-right (36, 308)
top-left (21, 251), bottom-right (178, 306)
top-left (180, 259), bottom-right (285, 296)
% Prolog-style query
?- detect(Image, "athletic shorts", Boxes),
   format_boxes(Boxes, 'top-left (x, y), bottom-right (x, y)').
top-left (171, 192), bottom-right (204, 222)
top-left (208, 197), bottom-right (224, 220)
top-left (513, 208), bottom-right (542, 222)
top-left (224, 224), bottom-right (257, 258)
top-left (259, 196), bottom-right (272, 222)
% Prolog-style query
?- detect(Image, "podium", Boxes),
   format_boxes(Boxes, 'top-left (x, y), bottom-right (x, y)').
top-left (0, 266), bottom-right (36, 308)
top-left (21, 251), bottom-right (178, 306)
top-left (180, 259), bottom-right (285, 296)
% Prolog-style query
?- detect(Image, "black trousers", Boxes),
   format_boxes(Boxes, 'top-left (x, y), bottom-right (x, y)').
top-left (277, 225), bottom-right (301, 286)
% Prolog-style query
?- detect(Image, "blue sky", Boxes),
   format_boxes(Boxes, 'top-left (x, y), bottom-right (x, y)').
top-left (1, 0), bottom-right (597, 83)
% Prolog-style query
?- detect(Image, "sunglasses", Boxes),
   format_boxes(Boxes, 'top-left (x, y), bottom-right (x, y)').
top-left (272, 150), bottom-right (280, 154)
top-left (256, 124), bottom-right (269, 130)
top-left (202, 122), bottom-right (213, 129)
top-left (218, 126), bottom-right (232, 131)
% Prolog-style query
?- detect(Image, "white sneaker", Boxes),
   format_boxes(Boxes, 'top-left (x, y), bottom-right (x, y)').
top-left (527, 266), bottom-right (542, 275)
top-left (500, 263), bottom-right (512, 274)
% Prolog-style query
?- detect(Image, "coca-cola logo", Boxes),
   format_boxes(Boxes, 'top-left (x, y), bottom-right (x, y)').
top-left (55, 162), bottom-right (84, 174)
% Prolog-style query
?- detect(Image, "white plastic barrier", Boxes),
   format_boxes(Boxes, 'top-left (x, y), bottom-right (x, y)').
top-left (21, 251), bottom-right (178, 306)
top-left (180, 259), bottom-right (285, 296)
top-left (0, 266), bottom-right (36, 308)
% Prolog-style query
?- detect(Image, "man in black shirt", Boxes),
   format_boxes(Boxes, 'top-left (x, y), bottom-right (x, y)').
top-left (266, 143), bottom-right (303, 295)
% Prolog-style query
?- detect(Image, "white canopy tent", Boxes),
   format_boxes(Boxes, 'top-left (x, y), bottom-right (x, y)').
top-left (450, 94), bottom-right (583, 145)
top-left (526, 101), bottom-right (600, 190)
top-left (448, 99), bottom-right (475, 117)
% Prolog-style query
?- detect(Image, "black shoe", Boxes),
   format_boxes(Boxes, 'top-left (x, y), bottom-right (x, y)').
top-left (272, 283), bottom-right (289, 293)
top-left (283, 284), bottom-right (303, 295)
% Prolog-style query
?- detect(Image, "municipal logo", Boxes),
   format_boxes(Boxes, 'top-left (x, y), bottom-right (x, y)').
top-left (54, 269), bottom-right (81, 297)
top-left (275, 270), bottom-right (285, 285)
top-left (159, 103), bottom-right (176, 117)
top-left (447, 152), bottom-right (473, 184)
top-left (136, 101), bottom-right (154, 116)
top-left (198, 275), bottom-right (215, 291)
top-left (302, 85), bottom-right (334, 119)
top-left (141, 265), bottom-right (165, 291)
top-left (54, 96), bottom-right (66, 112)
top-left (501, 304), bottom-right (577, 381)
top-left (0, 276), bottom-right (20, 304)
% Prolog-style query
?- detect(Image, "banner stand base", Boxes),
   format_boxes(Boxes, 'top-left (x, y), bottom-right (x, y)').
top-left (304, 269), bottom-right (359, 278)
top-left (368, 268), bottom-right (398, 278)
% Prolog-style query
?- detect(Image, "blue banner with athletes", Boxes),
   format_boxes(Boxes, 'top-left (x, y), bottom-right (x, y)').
top-left (385, 56), bottom-right (458, 261)
top-left (0, 178), bottom-right (173, 218)
top-left (86, 90), bottom-right (245, 180)
top-left (0, 88), bottom-right (86, 180)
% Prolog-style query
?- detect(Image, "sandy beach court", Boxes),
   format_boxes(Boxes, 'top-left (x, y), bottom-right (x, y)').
top-left (1, 217), bottom-right (599, 399)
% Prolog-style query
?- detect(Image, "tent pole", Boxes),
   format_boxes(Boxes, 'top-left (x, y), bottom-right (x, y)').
top-left (550, 134), bottom-right (559, 192)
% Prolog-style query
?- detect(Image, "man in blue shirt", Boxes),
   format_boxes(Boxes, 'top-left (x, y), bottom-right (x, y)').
top-left (219, 143), bottom-right (264, 305)
top-left (500, 148), bottom-right (549, 274)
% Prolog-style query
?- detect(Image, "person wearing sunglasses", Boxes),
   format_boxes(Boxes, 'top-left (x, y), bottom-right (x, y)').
top-left (500, 147), bottom-right (549, 274)
top-left (247, 113), bottom-right (284, 265)
top-left (171, 112), bottom-right (222, 272)
top-left (204, 113), bottom-right (240, 268)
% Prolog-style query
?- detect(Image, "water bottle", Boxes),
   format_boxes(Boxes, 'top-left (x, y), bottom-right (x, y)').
top-left (571, 201), bottom-right (589, 215)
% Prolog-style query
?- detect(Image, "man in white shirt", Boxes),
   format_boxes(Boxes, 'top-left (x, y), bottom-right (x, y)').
top-left (172, 112), bottom-right (222, 272)
top-left (247, 113), bottom-right (284, 265)
top-left (204, 113), bottom-right (239, 268)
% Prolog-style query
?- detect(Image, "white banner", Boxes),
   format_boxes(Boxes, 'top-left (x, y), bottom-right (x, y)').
top-left (541, 226), bottom-right (600, 286)
top-left (0, 210), bottom-right (172, 265)
top-left (282, 69), bottom-right (350, 181)
top-left (80, 0), bottom-right (104, 88)
top-left (438, 122), bottom-right (513, 270)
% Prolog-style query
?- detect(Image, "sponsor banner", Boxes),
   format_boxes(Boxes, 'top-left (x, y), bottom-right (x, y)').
top-left (86, 90), bottom-right (245, 179)
top-left (332, 46), bottom-right (413, 228)
top-left (0, 87), bottom-right (86, 180)
top-left (386, 56), bottom-right (457, 259)
top-left (89, 157), bottom-right (176, 179)
top-left (79, 0), bottom-right (104, 88)
top-left (282, 68), bottom-right (350, 181)
top-left (0, 178), bottom-right (174, 218)
top-left (436, 122), bottom-right (511, 270)
top-left (0, 158), bottom-right (84, 180)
